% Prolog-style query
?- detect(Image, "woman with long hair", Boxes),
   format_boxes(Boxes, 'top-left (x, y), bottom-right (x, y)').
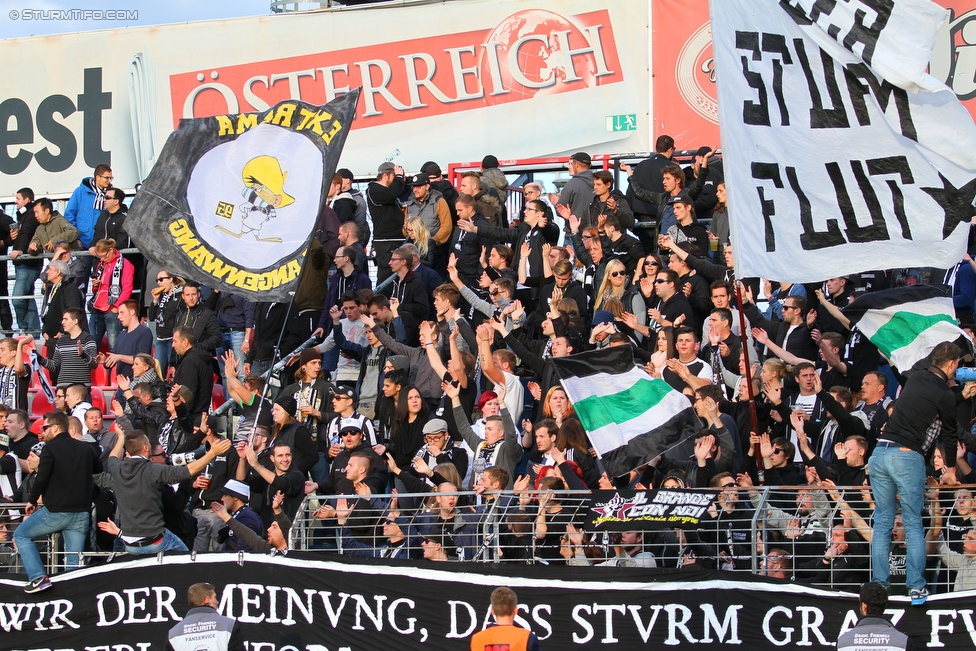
top-left (648, 326), bottom-right (676, 378)
top-left (556, 418), bottom-right (601, 489)
top-left (593, 258), bottom-right (628, 312)
top-left (404, 217), bottom-right (435, 267)
top-left (148, 270), bottom-right (185, 372)
top-left (89, 238), bottom-right (134, 349)
top-left (542, 386), bottom-right (575, 429)
top-left (390, 385), bottom-right (430, 468)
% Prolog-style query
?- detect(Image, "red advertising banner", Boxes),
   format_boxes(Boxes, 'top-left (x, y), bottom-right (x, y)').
top-left (170, 9), bottom-right (624, 130)
top-left (652, 0), bottom-right (976, 149)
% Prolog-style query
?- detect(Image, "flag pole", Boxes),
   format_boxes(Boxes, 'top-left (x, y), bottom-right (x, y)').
top-left (734, 281), bottom-right (764, 484)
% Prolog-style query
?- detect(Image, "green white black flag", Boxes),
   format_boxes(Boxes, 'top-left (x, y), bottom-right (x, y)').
top-left (842, 285), bottom-right (970, 371)
top-left (551, 346), bottom-right (702, 479)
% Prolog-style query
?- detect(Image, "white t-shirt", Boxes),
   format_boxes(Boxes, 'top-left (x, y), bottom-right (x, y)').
top-left (495, 371), bottom-right (525, 422)
top-left (789, 393), bottom-right (818, 463)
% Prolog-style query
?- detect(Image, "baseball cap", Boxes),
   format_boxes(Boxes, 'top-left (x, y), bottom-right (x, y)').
top-left (377, 161), bottom-right (396, 174)
top-left (695, 146), bottom-right (712, 158)
top-left (338, 424), bottom-right (364, 437)
top-left (333, 386), bottom-right (359, 403)
top-left (407, 172), bottom-right (430, 187)
top-left (570, 152), bottom-right (592, 166)
top-left (668, 193), bottom-right (694, 206)
top-left (592, 309), bottom-right (614, 326)
top-left (337, 168), bottom-right (355, 180)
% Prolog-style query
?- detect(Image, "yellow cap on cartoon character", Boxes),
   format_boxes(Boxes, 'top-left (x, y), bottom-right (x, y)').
top-left (242, 156), bottom-right (295, 208)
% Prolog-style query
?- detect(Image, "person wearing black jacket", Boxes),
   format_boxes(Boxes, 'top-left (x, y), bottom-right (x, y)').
top-left (173, 326), bottom-right (215, 425)
top-left (868, 342), bottom-right (968, 604)
top-left (238, 437), bottom-right (306, 527)
top-left (40, 259), bottom-right (84, 361)
top-left (89, 188), bottom-right (130, 249)
top-left (313, 425), bottom-right (387, 495)
top-left (15, 411), bottom-right (102, 593)
top-left (456, 198), bottom-right (559, 288)
top-left (448, 196), bottom-right (491, 287)
top-left (9, 188), bottom-right (42, 334)
top-left (367, 162), bottom-right (406, 283)
top-left (741, 288), bottom-right (819, 363)
top-left (380, 246), bottom-right (429, 346)
top-left (174, 282), bottom-right (221, 357)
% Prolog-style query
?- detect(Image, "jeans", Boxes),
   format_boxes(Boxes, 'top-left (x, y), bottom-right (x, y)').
top-left (217, 329), bottom-right (246, 399)
top-left (12, 265), bottom-right (41, 332)
top-left (13, 507), bottom-right (90, 581)
top-left (89, 310), bottom-right (121, 350)
top-left (123, 528), bottom-right (188, 555)
top-left (155, 338), bottom-right (173, 374)
top-left (309, 450), bottom-right (330, 485)
top-left (868, 445), bottom-right (927, 592)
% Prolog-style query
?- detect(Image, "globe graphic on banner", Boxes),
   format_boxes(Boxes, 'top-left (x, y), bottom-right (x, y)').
top-left (479, 9), bottom-right (599, 107)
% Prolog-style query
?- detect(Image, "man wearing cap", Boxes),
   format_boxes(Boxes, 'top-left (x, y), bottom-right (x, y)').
top-left (212, 491), bottom-right (292, 554)
top-left (336, 169), bottom-right (370, 247)
top-left (413, 418), bottom-right (468, 482)
top-left (16, 411), bottom-right (101, 593)
top-left (549, 152), bottom-right (594, 231)
top-left (212, 478), bottom-right (263, 552)
top-left (325, 386), bottom-right (377, 448)
top-left (421, 161), bottom-right (459, 219)
top-left (405, 172), bottom-right (452, 270)
top-left (367, 162), bottom-right (406, 283)
top-left (661, 193), bottom-right (709, 257)
top-left (106, 427), bottom-right (231, 556)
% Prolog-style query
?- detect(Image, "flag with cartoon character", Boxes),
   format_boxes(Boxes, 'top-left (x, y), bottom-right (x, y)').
top-left (126, 91), bottom-right (360, 302)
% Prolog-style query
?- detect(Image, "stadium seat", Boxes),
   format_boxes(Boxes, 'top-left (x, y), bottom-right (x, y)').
top-left (211, 384), bottom-right (225, 412)
top-left (29, 417), bottom-right (43, 435)
top-left (30, 391), bottom-right (54, 420)
top-left (90, 387), bottom-right (107, 414)
top-left (91, 365), bottom-right (110, 387)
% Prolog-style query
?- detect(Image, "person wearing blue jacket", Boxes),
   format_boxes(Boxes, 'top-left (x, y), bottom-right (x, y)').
top-left (63, 164), bottom-right (113, 250)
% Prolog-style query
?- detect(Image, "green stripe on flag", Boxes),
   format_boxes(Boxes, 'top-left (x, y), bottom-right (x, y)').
top-left (573, 377), bottom-right (672, 432)
top-left (871, 311), bottom-right (957, 357)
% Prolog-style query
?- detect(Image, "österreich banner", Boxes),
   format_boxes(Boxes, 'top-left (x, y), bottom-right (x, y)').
top-left (126, 92), bottom-right (358, 302)
top-left (711, 0), bottom-right (976, 283)
top-left (3, 554), bottom-right (976, 650)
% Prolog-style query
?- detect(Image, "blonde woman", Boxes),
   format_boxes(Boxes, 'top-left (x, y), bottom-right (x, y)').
top-left (404, 217), bottom-right (434, 267)
top-left (593, 259), bottom-right (629, 311)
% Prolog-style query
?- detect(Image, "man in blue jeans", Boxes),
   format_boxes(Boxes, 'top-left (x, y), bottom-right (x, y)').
top-left (868, 341), bottom-right (969, 606)
top-left (15, 411), bottom-right (102, 593)
top-left (106, 426), bottom-right (232, 555)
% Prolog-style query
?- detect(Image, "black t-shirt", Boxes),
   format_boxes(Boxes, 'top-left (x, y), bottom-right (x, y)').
top-left (9, 432), bottom-right (39, 463)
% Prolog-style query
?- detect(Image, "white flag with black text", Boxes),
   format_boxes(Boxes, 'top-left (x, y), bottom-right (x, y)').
top-left (711, 0), bottom-right (976, 282)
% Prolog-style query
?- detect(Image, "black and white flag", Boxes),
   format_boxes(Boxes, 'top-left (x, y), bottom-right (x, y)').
top-left (711, 0), bottom-right (976, 282)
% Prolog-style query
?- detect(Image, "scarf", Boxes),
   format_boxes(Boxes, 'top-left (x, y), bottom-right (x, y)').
top-left (0, 365), bottom-right (18, 409)
top-left (95, 254), bottom-right (124, 309)
top-left (471, 440), bottom-right (503, 488)
top-left (30, 350), bottom-right (55, 405)
top-left (92, 182), bottom-right (106, 212)
top-left (41, 280), bottom-right (61, 319)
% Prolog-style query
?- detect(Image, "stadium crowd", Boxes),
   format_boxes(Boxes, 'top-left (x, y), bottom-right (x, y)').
top-left (2, 140), bottom-right (976, 604)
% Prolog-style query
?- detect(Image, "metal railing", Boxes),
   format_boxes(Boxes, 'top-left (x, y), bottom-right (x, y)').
top-left (7, 483), bottom-right (975, 596)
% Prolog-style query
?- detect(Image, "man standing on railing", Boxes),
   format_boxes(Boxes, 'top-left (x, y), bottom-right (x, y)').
top-left (9, 188), bottom-right (41, 335)
top-left (14, 411), bottom-right (101, 593)
top-left (836, 582), bottom-right (914, 651)
top-left (869, 341), bottom-right (969, 606)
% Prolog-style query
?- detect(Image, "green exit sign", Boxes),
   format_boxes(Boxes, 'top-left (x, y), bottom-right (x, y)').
top-left (606, 114), bottom-right (638, 132)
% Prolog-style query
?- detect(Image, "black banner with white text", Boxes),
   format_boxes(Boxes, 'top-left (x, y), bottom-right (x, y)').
top-left (3, 553), bottom-right (976, 650)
